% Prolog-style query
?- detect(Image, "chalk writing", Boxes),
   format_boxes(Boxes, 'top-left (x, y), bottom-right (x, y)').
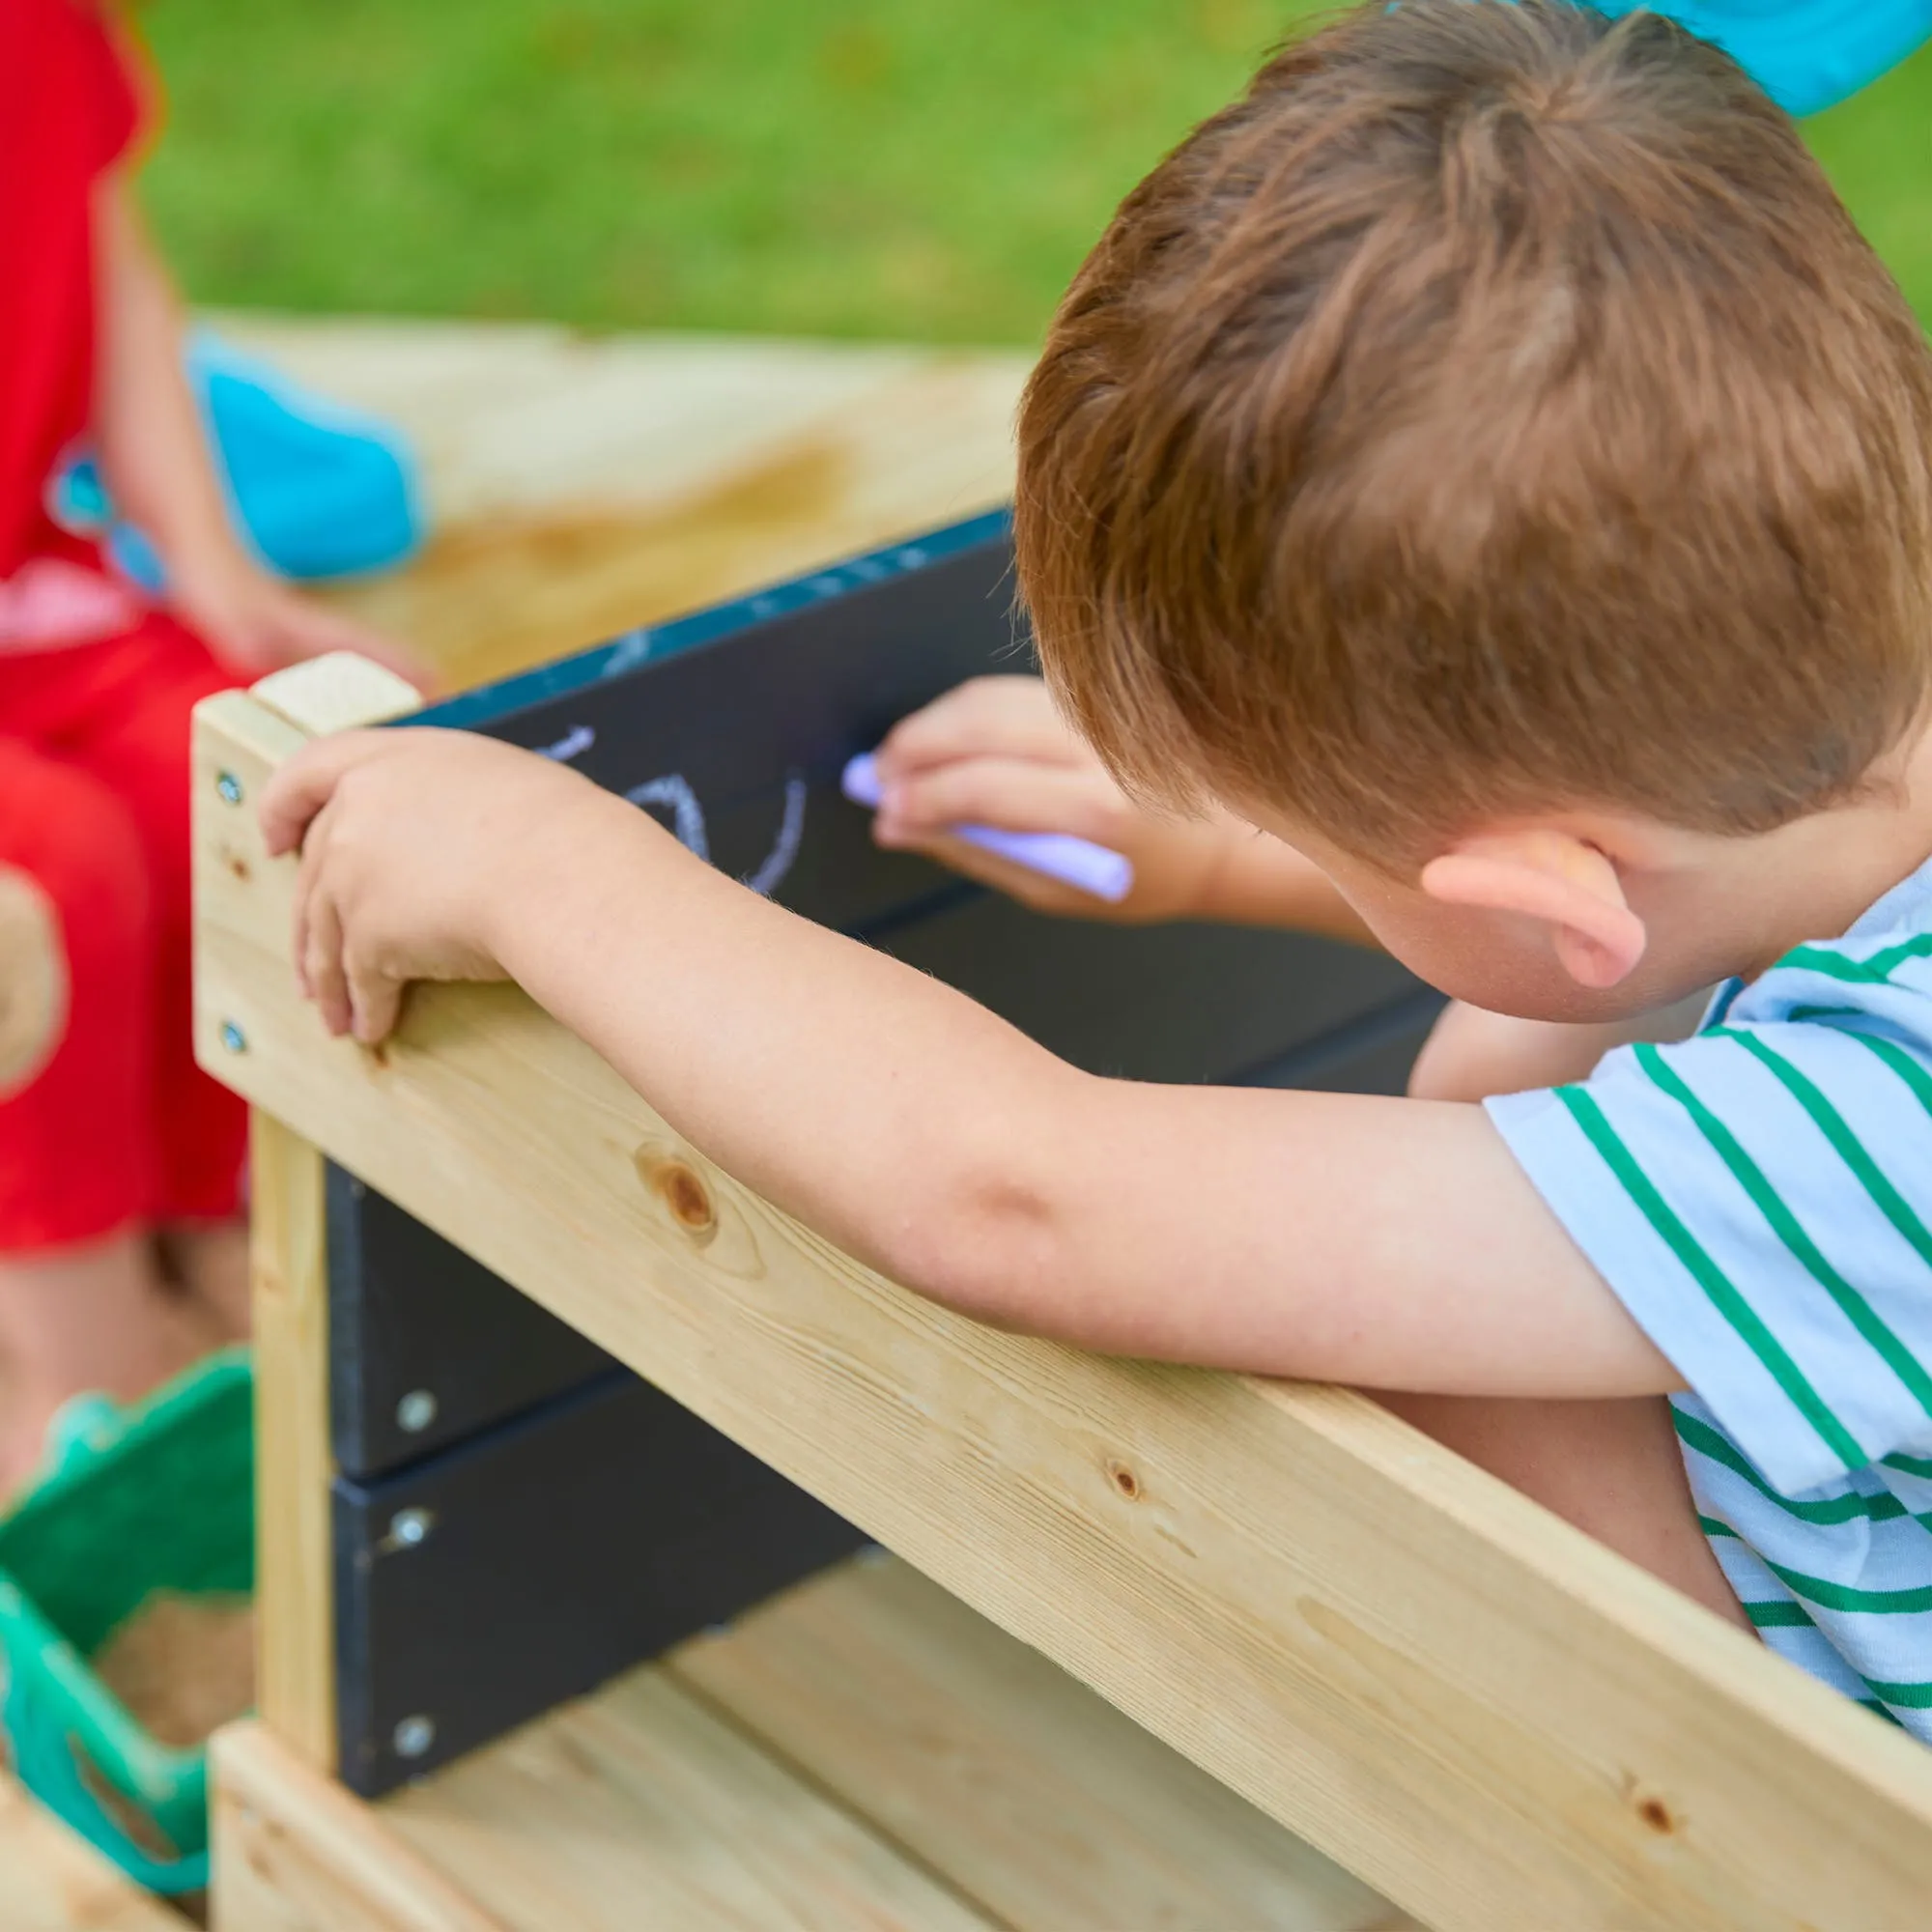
top-left (626, 775), bottom-right (710, 863)
top-left (536, 724), bottom-right (596, 762)
top-left (743, 777), bottom-right (808, 897)
top-left (622, 771), bottom-right (809, 899)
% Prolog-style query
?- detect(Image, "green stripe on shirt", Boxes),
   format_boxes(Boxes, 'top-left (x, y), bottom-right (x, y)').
top-left (1761, 1556), bottom-right (1932, 1615)
top-left (1713, 1031), bottom-right (1932, 1403)
top-left (1673, 1409), bottom-right (1910, 1524)
top-left (1556, 1090), bottom-right (1866, 1468)
top-left (1780, 936), bottom-right (1932, 984)
top-left (1843, 1029), bottom-right (1932, 1122)
top-left (1642, 1040), bottom-right (1932, 1422)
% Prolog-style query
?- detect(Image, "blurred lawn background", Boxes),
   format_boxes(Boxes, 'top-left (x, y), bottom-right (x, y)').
top-left (136, 0), bottom-right (1932, 346)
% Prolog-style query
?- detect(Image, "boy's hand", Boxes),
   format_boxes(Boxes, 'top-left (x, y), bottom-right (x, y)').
top-left (259, 729), bottom-right (604, 1044)
top-left (869, 676), bottom-right (1236, 922)
top-left (176, 558), bottom-right (433, 694)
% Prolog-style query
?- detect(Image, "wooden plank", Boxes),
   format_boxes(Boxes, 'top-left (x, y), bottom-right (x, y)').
top-left (211, 317), bottom-right (1032, 692)
top-left (212, 1723), bottom-right (503, 1932)
top-left (246, 1116), bottom-right (336, 1772)
top-left (670, 1553), bottom-right (1414, 1932)
top-left (193, 677), bottom-right (1932, 1932)
top-left (203, 657), bottom-right (422, 1773)
top-left (0, 1773), bottom-right (180, 1932)
top-left (379, 1667), bottom-right (995, 1932)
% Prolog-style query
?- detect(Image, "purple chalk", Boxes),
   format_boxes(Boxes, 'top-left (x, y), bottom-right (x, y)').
top-left (841, 753), bottom-right (1134, 904)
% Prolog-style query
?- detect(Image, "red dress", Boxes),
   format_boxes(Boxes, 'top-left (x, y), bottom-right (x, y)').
top-left (0, 0), bottom-right (245, 1249)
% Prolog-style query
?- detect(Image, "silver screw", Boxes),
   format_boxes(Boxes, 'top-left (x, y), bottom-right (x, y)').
top-left (392, 1714), bottom-right (436, 1759)
top-left (215, 771), bottom-right (243, 806)
top-left (395, 1389), bottom-right (438, 1434)
top-left (388, 1507), bottom-right (434, 1548)
top-left (219, 1020), bottom-right (247, 1055)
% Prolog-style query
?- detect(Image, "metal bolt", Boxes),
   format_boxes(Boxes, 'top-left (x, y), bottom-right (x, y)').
top-left (395, 1389), bottom-right (438, 1434)
top-left (392, 1714), bottom-right (436, 1759)
top-left (388, 1507), bottom-right (434, 1548)
top-left (219, 1020), bottom-right (247, 1055)
top-left (215, 770), bottom-right (243, 806)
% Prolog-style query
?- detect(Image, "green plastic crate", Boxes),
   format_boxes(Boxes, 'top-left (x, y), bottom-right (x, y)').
top-left (0, 1347), bottom-right (254, 1894)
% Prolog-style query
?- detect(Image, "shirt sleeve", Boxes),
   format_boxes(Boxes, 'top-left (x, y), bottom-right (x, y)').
top-left (76, 2), bottom-right (145, 171)
top-left (1487, 1017), bottom-right (1932, 1496)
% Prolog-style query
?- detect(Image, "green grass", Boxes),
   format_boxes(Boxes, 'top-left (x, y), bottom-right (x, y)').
top-left (136, 1), bottom-right (1932, 345)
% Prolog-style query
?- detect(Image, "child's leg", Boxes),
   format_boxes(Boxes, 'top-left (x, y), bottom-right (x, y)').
top-left (1376, 1388), bottom-right (1751, 1630)
top-left (1386, 998), bottom-right (1748, 1628)
top-left (0, 1233), bottom-right (217, 1483)
top-left (35, 615), bottom-right (250, 1332)
top-left (0, 740), bottom-right (216, 1490)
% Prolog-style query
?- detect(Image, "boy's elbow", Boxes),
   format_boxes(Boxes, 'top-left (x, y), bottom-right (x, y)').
top-left (880, 1159), bottom-right (1072, 1334)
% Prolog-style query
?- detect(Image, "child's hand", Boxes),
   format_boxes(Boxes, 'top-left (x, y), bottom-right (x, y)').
top-left (869, 676), bottom-right (1237, 922)
top-left (259, 729), bottom-right (603, 1044)
top-left (176, 559), bottom-right (433, 694)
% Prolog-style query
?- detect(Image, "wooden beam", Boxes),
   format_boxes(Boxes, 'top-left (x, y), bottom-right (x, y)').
top-left (212, 1724), bottom-right (504, 1932)
top-left (245, 1116), bottom-right (336, 1772)
top-left (0, 1772), bottom-right (180, 1932)
top-left (194, 670), bottom-right (1932, 1932)
top-left (378, 1664), bottom-right (998, 1930)
top-left (668, 1554), bottom-right (1415, 1932)
top-left (196, 656), bottom-right (423, 1773)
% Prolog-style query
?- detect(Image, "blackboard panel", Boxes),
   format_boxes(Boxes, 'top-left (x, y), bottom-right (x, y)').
top-left (332, 1370), bottom-right (867, 1798)
top-left (878, 895), bottom-right (1420, 1086)
top-left (327, 1168), bottom-right (615, 1479)
top-left (436, 521), bottom-right (1029, 943)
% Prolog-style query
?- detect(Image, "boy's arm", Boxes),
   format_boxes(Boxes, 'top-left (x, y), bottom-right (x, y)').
top-left (870, 676), bottom-right (1375, 942)
top-left (262, 730), bottom-right (1678, 1400)
top-left (93, 184), bottom-right (422, 684)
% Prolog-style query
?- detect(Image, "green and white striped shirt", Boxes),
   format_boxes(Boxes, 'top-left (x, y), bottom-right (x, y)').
top-left (1489, 854), bottom-right (1932, 1732)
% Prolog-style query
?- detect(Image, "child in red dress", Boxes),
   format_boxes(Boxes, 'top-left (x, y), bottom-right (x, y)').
top-left (0, 0), bottom-right (412, 1492)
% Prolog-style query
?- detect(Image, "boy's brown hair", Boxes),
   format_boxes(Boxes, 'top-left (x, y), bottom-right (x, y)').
top-left (1017, 0), bottom-right (1932, 862)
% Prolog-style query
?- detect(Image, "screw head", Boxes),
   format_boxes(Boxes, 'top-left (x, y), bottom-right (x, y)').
top-left (395, 1389), bottom-right (438, 1434)
top-left (392, 1714), bottom-right (436, 1759)
top-left (215, 770), bottom-right (243, 806)
top-left (388, 1506), bottom-right (434, 1548)
top-left (219, 1020), bottom-right (247, 1055)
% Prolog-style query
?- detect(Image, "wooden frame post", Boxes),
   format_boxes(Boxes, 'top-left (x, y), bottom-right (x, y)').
top-left (194, 655), bottom-right (421, 1776)
top-left (247, 1115), bottom-right (334, 1768)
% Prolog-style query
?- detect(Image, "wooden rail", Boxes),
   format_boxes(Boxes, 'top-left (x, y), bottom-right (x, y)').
top-left (195, 656), bottom-right (1932, 1932)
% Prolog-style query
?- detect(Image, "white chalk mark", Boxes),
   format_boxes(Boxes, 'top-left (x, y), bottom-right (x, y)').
top-left (626, 774), bottom-right (710, 862)
top-left (743, 776), bottom-right (807, 898)
top-left (537, 724), bottom-right (596, 762)
top-left (622, 770), bottom-right (809, 896)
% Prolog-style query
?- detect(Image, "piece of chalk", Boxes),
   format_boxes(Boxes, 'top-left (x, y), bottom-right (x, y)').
top-left (841, 753), bottom-right (1135, 903)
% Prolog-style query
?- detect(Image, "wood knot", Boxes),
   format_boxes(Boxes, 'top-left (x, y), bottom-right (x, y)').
top-left (225, 850), bottom-right (252, 882)
top-left (1625, 1781), bottom-right (1680, 1835)
top-left (635, 1150), bottom-right (717, 1243)
top-left (1105, 1459), bottom-right (1143, 1502)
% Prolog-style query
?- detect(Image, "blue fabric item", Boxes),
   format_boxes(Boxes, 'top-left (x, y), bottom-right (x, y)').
top-left (1592, 1), bottom-right (1932, 117)
top-left (55, 329), bottom-right (424, 592)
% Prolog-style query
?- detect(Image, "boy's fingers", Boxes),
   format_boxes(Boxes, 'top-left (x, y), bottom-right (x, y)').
top-left (258, 731), bottom-right (392, 857)
top-left (290, 803), bottom-right (335, 1000)
top-left (302, 893), bottom-right (353, 1037)
top-left (878, 677), bottom-right (1076, 775)
top-left (347, 960), bottom-right (404, 1046)
top-left (877, 757), bottom-right (1118, 843)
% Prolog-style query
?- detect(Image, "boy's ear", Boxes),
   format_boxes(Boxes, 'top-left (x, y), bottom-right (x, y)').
top-left (1419, 830), bottom-right (1646, 989)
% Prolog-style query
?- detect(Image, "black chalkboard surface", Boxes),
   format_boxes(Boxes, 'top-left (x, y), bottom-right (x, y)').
top-left (324, 510), bottom-right (1438, 1796)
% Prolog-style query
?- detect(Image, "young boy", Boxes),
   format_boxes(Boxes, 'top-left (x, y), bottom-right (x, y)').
top-left (261, 0), bottom-right (1932, 1730)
